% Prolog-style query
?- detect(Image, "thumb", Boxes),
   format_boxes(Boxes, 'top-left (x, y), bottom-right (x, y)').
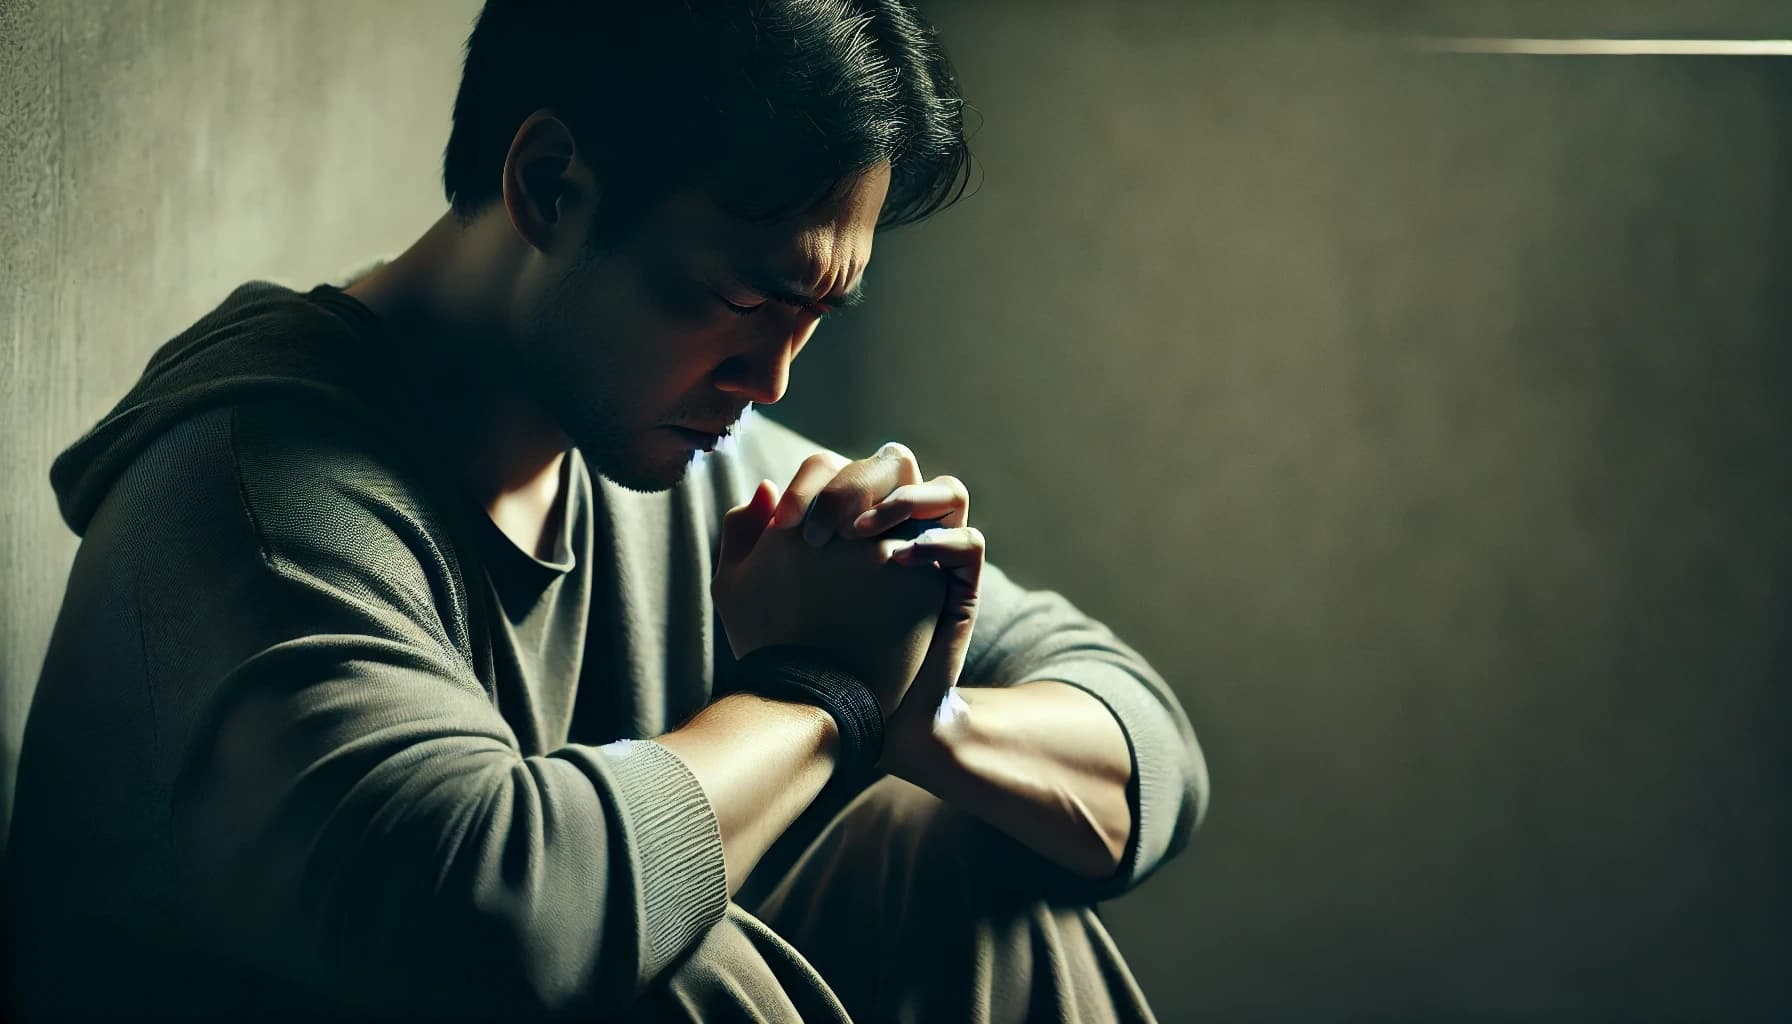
top-left (894, 579), bottom-right (978, 721)
top-left (718, 479), bottom-right (779, 567)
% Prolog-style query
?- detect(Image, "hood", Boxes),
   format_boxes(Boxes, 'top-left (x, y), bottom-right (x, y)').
top-left (49, 280), bottom-right (392, 536)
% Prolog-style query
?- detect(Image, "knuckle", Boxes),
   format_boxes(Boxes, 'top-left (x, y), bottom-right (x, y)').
top-left (877, 440), bottom-right (919, 468)
top-left (801, 451), bottom-right (844, 473)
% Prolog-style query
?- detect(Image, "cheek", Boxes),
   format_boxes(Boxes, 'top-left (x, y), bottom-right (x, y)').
top-left (566, 260), bottom-right (742, 415)
top-left (662, 333), bottom-right (732, 404)
top-left (598, 322), bottom-right (727, 425)
top-left (630, 255), bottom-right (722, 333)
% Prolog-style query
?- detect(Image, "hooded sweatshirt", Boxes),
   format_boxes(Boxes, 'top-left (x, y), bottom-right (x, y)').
top-left (6, 279), bottom-right (1207, 1018)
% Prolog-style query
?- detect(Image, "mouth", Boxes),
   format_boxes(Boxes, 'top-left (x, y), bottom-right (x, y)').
top-left (666, 426), bottom-right (724, 450)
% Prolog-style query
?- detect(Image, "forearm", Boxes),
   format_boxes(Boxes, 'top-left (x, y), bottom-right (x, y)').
top-left (890, 680), bottom-right (1133, 880)
top-left (655, 692), bottom-right (841, 895)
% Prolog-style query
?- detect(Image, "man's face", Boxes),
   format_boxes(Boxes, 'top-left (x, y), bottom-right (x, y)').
top-left (510, 161), bottom-right (889, 494)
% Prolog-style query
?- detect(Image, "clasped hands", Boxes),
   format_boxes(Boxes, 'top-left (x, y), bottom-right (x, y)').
top-left (711, 442), bottom-right (985, 772)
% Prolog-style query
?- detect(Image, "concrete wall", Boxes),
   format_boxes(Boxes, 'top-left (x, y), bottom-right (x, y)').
top-left (4, 0), bottom-right (1789, 1017)
top-left (0, 0), bottom-right (477, 843)
top-left (814, 3), bottom-right (1792, 1017)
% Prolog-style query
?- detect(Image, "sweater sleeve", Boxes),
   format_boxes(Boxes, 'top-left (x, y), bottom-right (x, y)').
top-left (721, 414), bottom-right (1209, 901)
top-left (129, 404), bottom-right (725, 1016)
top-left (956, 559), bottom-right (1209, 901)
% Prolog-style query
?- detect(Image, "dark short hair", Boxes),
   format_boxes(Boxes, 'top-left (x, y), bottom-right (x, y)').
top-left (442, 0), bottom-right (974, 243)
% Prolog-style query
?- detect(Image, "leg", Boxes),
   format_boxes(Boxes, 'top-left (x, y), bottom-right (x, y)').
top-left (619, 902), bottom-right (855, 1024)
top-left (747, 775), bottom-right (1159, 1024)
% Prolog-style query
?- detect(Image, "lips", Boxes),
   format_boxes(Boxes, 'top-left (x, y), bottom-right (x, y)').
top-left (668, 426), bottom-right (723, 450)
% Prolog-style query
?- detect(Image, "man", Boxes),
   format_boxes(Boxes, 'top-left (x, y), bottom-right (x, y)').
top-left (6, 1), bottom-right (1207, 1019)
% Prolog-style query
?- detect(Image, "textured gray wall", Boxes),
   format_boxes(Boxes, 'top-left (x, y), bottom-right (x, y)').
top-left (4, 0), bottom-right (1789, 1018)
top-left (0, 0), bottom-right (478, 845)
top-left (804, 3), bottom-right (1792, 1018)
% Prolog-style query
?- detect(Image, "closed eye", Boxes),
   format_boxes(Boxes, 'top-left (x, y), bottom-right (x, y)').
top-left (715, 286), bottom-right (838, 319)
top-left (719, 296), bottom-right (765, 316)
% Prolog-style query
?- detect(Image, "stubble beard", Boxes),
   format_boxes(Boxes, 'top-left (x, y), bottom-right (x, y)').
top-left (518, 263), bottom-right (691, 496)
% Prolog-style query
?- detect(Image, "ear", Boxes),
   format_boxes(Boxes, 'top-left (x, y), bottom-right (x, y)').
top-left (500, 109), bottom-right (599, 255)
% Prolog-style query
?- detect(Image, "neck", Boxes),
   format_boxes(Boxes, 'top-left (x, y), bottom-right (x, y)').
top-left (343, 209), bottom-right (570, 516)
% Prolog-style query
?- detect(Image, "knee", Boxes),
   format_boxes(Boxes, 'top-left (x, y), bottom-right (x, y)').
top-left (826, 776), bottom-right (1052, 914)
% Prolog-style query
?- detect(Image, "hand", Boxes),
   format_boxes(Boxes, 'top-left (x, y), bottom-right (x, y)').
top-left (879, 519), bottom-right (985, 779)
top-left (761, 441), bottom-right (985, 772)
top-left (768, 441), bottom-right (970, 547)
top-left (712, 479), bottom-right (948, 717)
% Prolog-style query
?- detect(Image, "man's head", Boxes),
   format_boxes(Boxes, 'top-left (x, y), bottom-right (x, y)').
top-left (439, 1), bottom-right (971, 493)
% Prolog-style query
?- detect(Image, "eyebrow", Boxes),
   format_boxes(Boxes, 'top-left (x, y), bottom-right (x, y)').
top-left (737, 270), bottom-right (868, 310)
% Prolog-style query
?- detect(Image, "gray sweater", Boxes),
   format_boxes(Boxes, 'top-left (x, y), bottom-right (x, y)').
top-left (6, 280), bottom-right (1208, 1017)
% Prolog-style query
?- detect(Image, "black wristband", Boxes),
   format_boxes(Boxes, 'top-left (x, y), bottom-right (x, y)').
top-left (728, 645), bottom-right (885, 777)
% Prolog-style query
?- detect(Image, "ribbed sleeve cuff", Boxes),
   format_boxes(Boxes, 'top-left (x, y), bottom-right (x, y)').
top-left (596, 739), bottom-right (729, 982)
top-left (1029, 660), bottom-right (1199, 899)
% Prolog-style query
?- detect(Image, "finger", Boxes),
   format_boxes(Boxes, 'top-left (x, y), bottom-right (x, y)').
top-left (769, 451), bottom-right (850, 531)
top-left (847, 475), bottom-right (969, 538)
top-left (886, 526), bottom-right (985, 595)
top-left (901, 599), bottom-right (977, 719)
top-left (890, 530), bottom-right (985, 720)
top-left (717, 480), bottom-right (779, 567)
top-left (802, 441), bottom-right (922, 548)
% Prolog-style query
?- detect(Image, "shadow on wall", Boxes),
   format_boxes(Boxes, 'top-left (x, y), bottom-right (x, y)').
top-left (777, 2), bottom-right (1792, 1018)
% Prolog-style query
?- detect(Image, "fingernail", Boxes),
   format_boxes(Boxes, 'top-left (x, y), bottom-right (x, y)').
top-left (803, 518), bottom-right (832, 548)
top-left (852, 509), bottom-right (880, 533)
top-left (915, 528), bottom-right (949, 545)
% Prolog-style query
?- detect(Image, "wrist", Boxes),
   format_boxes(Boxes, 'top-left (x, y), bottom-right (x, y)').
top-left (724, 646), bottom-right (878, 776)
top-left (793, 698), bottom-right (842, 761)
top-left (882, 687), bottom-right (973, 791)
top-left (714, 691), bottom-right (840, 756)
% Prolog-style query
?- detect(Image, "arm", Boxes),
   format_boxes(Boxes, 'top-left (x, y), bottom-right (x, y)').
top-left (889, 679), bottom-right (1134, 880)
top-left (147, 405), bottom-right (779, 1016)
top-left (655, 693), bottom-right (840, 894)
top-left (718, 413), bottom-right (1209, 899)
top-left (928, 558), bottom-right (1210, 898)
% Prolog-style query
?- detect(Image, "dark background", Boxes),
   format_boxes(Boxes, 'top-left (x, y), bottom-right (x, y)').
top-left (4, 1), bottom-right (1789, 1017)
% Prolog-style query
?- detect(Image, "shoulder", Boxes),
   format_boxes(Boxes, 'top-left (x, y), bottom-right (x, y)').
top-left (224, 398), bottom-right (453, 560)
top-left (103, 400), bottom-right (477, 655)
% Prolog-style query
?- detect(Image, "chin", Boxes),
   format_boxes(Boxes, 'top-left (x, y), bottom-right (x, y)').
top-left (584, 436), bottom-right (699, 495)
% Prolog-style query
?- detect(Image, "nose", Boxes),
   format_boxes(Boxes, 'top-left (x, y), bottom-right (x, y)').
top-left (714, 317), bottom-right (819, 406)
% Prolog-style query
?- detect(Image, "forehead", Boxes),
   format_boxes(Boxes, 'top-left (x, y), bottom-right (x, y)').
top-left (653, 163), bottom-right (890, 293)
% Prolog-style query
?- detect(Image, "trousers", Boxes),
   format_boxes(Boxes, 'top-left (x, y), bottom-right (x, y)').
top-left (620, 774), bottom-right (1159, 1023)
